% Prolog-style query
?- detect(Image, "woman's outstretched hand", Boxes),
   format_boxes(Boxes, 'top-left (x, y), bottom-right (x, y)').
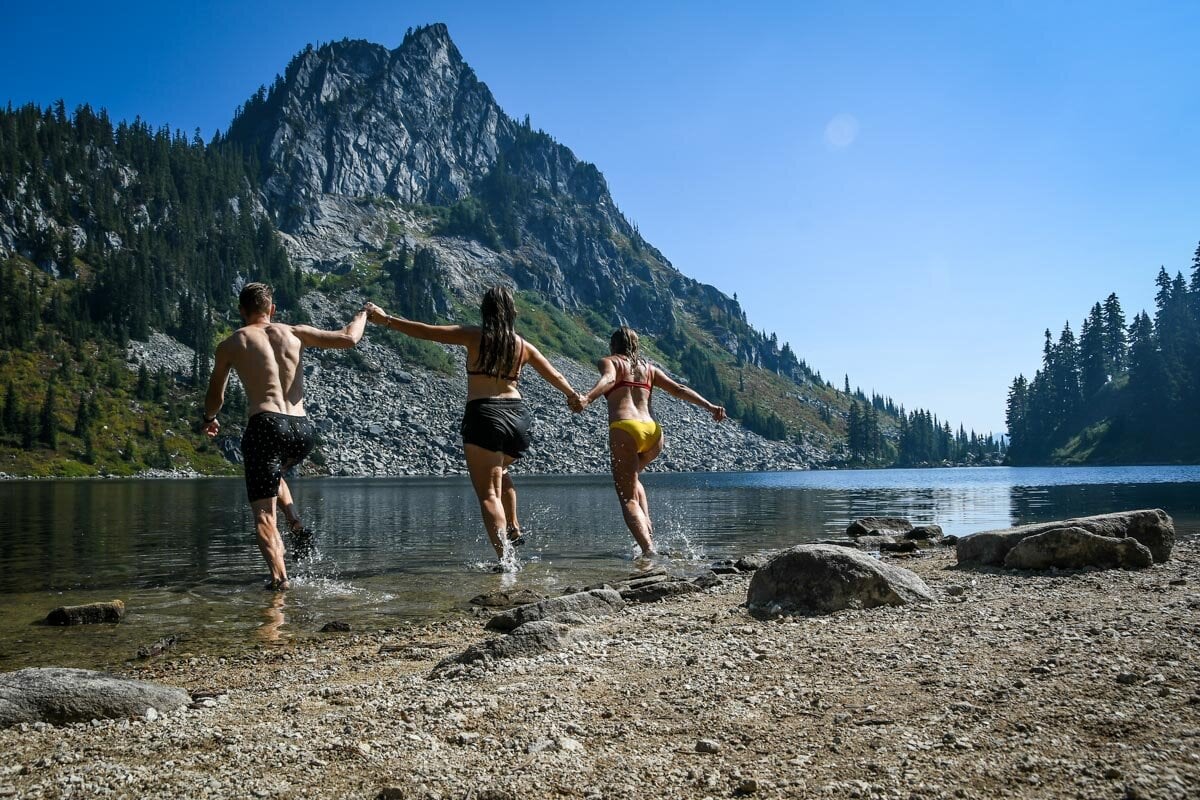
top-left (568, 393), bottom-right (587, 413)
top-left (710, 405), bottom-right (727, 422)
top-left (363, 302), bottom-right (387, 325)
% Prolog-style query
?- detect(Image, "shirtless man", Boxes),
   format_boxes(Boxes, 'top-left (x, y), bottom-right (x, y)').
top-left (202, 282), bottom-right (367, 590)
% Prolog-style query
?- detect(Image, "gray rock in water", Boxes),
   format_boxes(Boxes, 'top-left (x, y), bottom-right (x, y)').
top-left (1002, 527), bottom-right (1154, 570)
top-left (484, 589), bottom-right (623, 633)
top-left (45, 600), bottom-right (125, 626)
top-left (434, 621), bottom-right (581, 675)
top-left (469, 588), bottom-right (547, 609)
top-left (735, 555), bottom-right (766, 572)
top-left (0, 668), bottom-right (190, 727)
top-left (847, 517), bottom-right (913, 538)
top-left (957, 509), bottom-right (1175, 566)
top-left (746, 545), bottom-right (934, 616)
top-left (905, 524), bottom-right (944, 541)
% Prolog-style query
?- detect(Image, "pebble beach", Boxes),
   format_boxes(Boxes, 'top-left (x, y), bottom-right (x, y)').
top-left (1, 543), bottom-right (1198, 800)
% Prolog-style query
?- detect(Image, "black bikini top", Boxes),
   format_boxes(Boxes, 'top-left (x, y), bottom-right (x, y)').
top-left (466, 337), bottom-right (525, 382)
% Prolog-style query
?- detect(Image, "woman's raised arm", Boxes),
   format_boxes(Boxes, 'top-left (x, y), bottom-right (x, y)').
top-left (364, 302), bottom-right (474, 346)
top-left (652, 367), bottom-right (726, 422)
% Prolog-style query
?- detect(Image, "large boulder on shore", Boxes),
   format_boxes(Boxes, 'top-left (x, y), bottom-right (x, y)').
top-left (957, 509), bottom-right (1175, 567)
top-left (484, 589), bottom-right (624, 633)
top-left (847, 517), bottom-right (914, 538)
top-left (0, 668), bottom-right (190, 727)
top-left (1003, 527), bottom-right (1154, 570)
top-left (747, 545), bottom-right (934, 616)
top-left (433, 621), bottom-right (582, 676)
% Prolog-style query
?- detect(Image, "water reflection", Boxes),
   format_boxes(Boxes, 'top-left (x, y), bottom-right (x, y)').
top-left (0, 466), bottom-right (1197, 670)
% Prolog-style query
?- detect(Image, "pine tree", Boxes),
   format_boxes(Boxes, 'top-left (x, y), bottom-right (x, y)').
top-left (1, 381), bottom-right (17, 434)
top-left (39, 378), bottom-right (58, 448)
top-left (135, 363), bottom-right (150, 400)
top-left (21, 408), bottom-right (36, 449)
top-left (1079, 304), bottom-right (1108, 398)
top-left (73, 392), bottom-right (90, 436)
top-left (1102, 293), bottom-right (1127, 374)
top-left (82, 428), bottom-right (96, 464)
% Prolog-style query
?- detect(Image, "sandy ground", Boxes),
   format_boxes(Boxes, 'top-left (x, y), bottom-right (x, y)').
top-left (1, 543), bottom-right (1198, 800)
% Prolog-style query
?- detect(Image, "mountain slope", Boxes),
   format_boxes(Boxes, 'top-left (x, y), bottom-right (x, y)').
top-left (0, 23), bottom-right (928, 476)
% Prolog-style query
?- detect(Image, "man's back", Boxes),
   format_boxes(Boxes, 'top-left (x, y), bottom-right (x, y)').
top-left (221, 323), bottom-right (306, 416)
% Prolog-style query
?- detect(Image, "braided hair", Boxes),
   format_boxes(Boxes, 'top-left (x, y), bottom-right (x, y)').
top-left (609, 326), bottom-right (646, 381)
top-left (476, 285), bottom-right (519, 377)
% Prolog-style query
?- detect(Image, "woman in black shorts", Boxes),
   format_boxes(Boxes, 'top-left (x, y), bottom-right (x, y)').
top-left (364, 287), bottom-right (582, 560)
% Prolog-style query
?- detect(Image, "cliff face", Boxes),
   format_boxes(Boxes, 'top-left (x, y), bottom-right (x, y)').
top-left (227, 24), bottom-right (702, 337)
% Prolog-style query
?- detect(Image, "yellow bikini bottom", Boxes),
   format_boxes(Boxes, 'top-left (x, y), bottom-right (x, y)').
top-left (609, 419), bottom-right (663, 454)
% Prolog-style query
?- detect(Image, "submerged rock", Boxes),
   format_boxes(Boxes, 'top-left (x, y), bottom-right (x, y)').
top-left (1003, 527), bottom-right (1154, 570)
top-left (747, 545), bottom-right (934, 616)
top-left (45, 600), bottom-right (125, 626)
top-left (469, 588), bottom-right (547, 609)
top-left (0, 667), bottom-right (189, 727)
top-left (957, 509), bottom-right (1175, 567)
top-left (847, 517), bottom-right (914, 538)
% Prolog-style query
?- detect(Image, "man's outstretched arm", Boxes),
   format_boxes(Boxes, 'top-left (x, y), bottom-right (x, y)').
top-left (202, 341), bottom-right (233, 437)
top-left (293, 308), bottom-right (368, 349)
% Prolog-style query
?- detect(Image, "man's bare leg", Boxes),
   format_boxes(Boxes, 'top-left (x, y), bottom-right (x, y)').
top-left (250, 497), bottom-right (289, 588)
top-left (277, 478), bottom-right (303, 533)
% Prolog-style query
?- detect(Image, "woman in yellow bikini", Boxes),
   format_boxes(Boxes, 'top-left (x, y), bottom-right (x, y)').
top-left (580, 327), bottom-right (726, 555)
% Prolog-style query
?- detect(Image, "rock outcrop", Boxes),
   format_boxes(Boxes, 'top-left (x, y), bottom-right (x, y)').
top-left (1002, 527), bottom-right (1154, 570)
top-left (0, 668), bottom-right (190, 727)
top-left (957, 509), bottom-right (1175, 567)
top-left (746, 545), bottom-right (934, 616)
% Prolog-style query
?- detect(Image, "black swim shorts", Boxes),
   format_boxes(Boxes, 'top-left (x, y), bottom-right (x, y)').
top-left (241, 411), bottom-right (317, 502)
top-left (461, 398), bottom-right (532, 459)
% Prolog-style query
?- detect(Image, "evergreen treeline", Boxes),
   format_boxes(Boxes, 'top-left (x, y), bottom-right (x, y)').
top-left (0, 101), bottom-right (303, 358)
top-left (1006, 244), bottom-right (1200, 464)
top-left (843, 397), bottom-right (1003, 466)
top-left (0, 101), bottom-right (304, 470)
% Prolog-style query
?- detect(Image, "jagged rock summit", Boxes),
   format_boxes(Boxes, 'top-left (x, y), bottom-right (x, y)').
top-left (226, 24), bottom-right (686, 333)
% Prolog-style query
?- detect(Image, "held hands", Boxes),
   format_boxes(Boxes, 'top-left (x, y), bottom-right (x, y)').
top-left (363, 302), bottom-right (387, 325)
top-left (709, 405), bottom-right (727, 423)
top-left (202, 417), bottom-right (220, 438)
top-left (567, 393), bottom-right (587, 413)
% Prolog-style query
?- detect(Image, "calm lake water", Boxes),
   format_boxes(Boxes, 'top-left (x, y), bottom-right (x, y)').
top-left (1, 465), bottom-right (1198, 670)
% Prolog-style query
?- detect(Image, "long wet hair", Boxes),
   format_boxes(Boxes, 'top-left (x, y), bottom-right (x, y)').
top-left (475, 285), bottom-right (520, 377)
top-left (609, 326), bottom-right (646, 381)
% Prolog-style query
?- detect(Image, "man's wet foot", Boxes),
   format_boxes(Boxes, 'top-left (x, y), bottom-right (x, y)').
top-left (506, 526), bottom-right (526, 547)
top-left (265, 578), bottom-right (291, 591)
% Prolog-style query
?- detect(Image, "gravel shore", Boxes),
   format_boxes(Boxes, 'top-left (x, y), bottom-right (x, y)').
top-left (2, 544), bottom-right (1198, 799)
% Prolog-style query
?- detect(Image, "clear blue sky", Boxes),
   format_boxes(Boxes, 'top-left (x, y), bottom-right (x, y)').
top-left (5, 1), bottom-right (1198, 434)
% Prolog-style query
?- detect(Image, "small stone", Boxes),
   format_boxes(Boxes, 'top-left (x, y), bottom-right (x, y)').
top-left (1104, 768), bottom-right (1122, 780)
top-left (1116, 673), bottom-right (1139, 685)
top-left (734, 778), bottom-right (760, 795)
top-left (320, 621), bottom-right (352, 633)
top-left (696, 739), bottom-right (721, 754)
top-left (143, 707), bottom-right (158, 722)
top-left (945, 584), bottom-right (966, 597)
